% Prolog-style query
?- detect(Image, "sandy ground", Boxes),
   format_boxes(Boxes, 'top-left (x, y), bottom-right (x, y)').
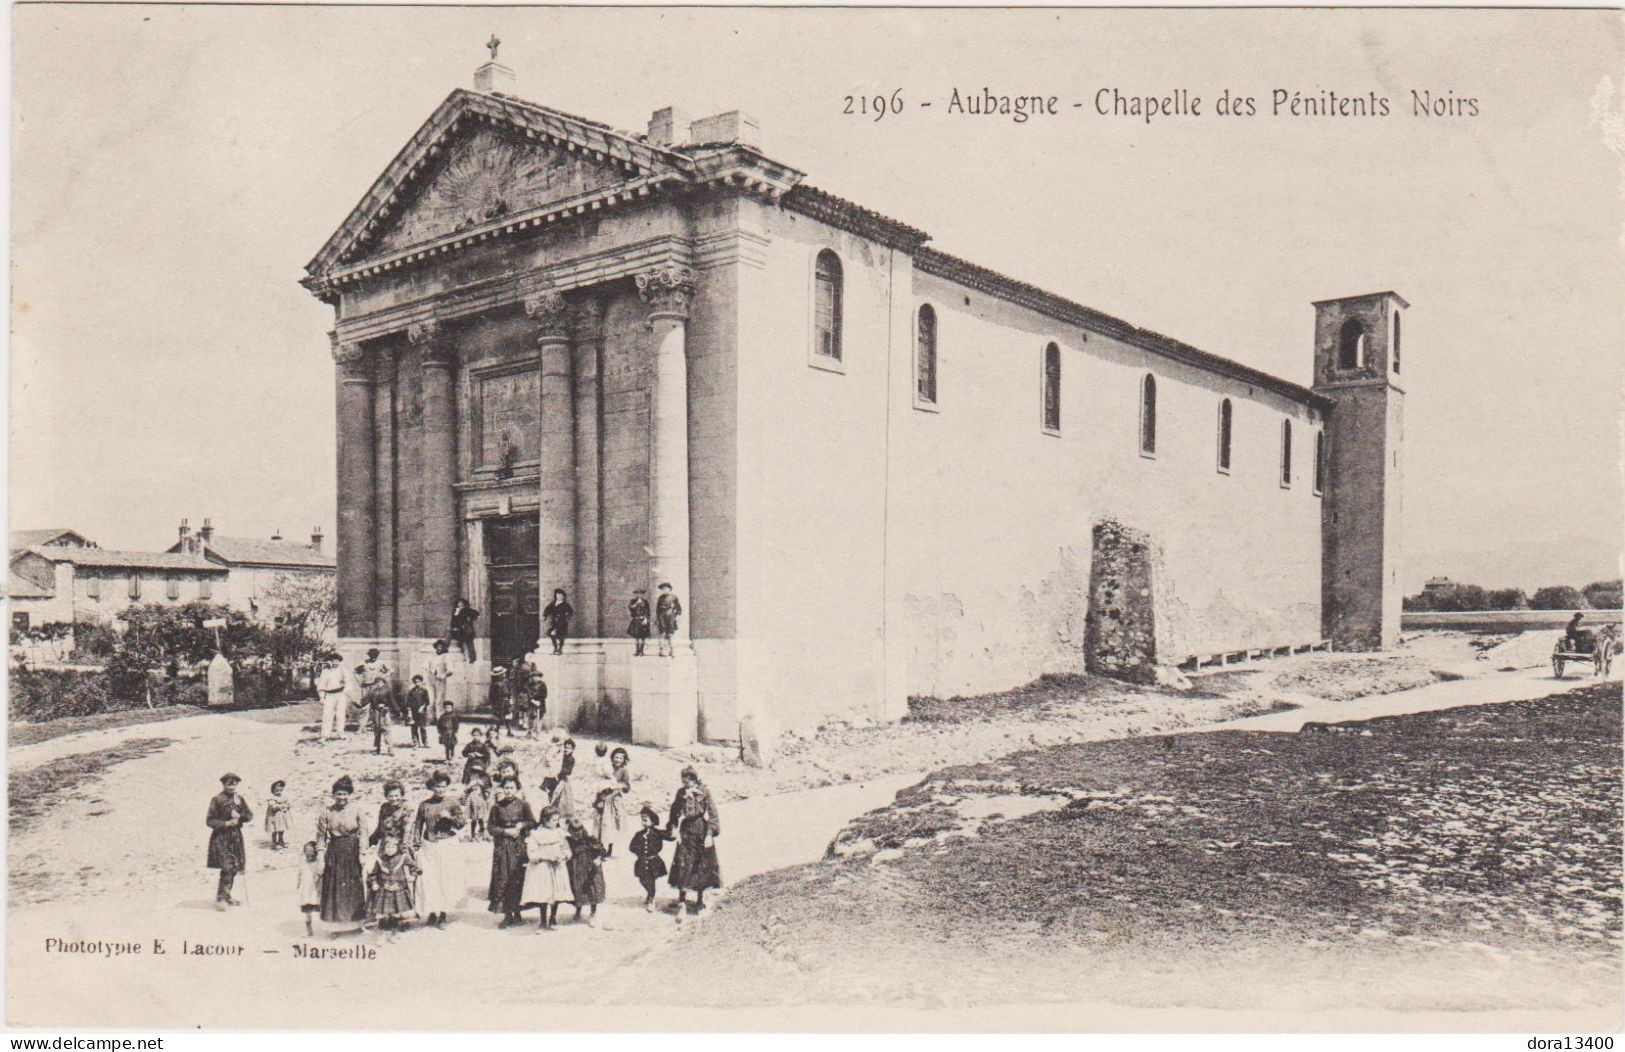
top-left (7, 632), bottom-right (1606, 1030)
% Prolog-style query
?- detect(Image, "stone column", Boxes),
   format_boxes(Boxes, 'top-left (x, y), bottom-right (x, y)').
top-left (636, 264), bottom-right (695, 648)
top-left (526, 292), bottom-right (577, 603)
top-left (333, 338), bottom-right (377, 638)
top-left (372, 351), bottom-right (397, 638)
top-left (412, 319), bottom-right (458, 641)
top-left (629, 265), bottom-right (698, 747)
top-left (571, 298), bottom-right (605, 637)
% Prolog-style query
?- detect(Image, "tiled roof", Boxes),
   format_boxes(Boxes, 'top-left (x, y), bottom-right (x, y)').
top-left (9, 528), bottom-right (90, 551)
top-left (781, 185), bottom-right (930, 251)
top-left (199, 537), bottom-right (335, 569)
top-left (914, 248), bottom-right (1329, 411)
top-left (6, 571), bottom-right (53, 599)
top-left (27, 548), bottom-right (228, 573)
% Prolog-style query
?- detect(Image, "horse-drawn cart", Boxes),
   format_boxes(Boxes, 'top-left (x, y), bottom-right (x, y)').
top-left (1553, 624), bottom-right (1618, 679)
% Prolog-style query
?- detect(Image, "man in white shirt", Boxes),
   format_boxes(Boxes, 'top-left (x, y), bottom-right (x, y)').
top-left (426, 639), bottom-right (454, 720)
top-left (315, 656), bottom-right (347, 740)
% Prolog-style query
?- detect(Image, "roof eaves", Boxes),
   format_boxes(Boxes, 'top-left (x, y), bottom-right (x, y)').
top-left (780, 185), bottom-right (930, 252)
top-left (914, 247), bottom-right (1329, 411)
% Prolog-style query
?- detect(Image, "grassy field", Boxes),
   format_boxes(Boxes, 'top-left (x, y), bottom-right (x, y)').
top-left (647, 684), bottom-right (1622, 1014)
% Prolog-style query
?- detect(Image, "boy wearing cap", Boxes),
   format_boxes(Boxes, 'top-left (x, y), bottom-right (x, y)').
top-left (405, 675), bottom-right (431, 748)
top-left (627, 590), bottom-right (651, 657)
top-left (205, 773), bottom-right (254, 910)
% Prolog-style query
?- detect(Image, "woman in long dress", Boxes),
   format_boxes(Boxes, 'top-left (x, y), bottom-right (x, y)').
top-left (521, 807), bottom-right (572, 930)
top-left (412, 771), bottom-right (466, 929)
top-left (667, 766), bottom-right (722, 918)
top-left (486, 777), bottom-right (536, 928)
top-left (316, 776), bottom-right (371, 925)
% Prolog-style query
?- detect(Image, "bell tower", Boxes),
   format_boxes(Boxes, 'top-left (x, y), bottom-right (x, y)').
top-left (1313, 291), bottom-right (1408, 650)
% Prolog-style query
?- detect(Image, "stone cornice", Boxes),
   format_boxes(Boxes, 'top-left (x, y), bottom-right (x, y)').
top-left (331, 235), bottom-right (692, 345)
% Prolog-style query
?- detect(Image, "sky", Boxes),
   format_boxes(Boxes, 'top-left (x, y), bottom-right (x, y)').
top-left (10, 5), bottom-right (1624, 592)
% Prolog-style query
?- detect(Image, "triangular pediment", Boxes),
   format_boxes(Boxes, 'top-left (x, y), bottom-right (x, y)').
top-left (366, 125), bottom-right (629, 257)
top-left (306, 89), bottom-right (692, 275)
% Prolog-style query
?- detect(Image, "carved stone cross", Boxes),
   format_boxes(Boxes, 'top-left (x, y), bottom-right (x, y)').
top-left (486, 34), bottom-right (501, 62)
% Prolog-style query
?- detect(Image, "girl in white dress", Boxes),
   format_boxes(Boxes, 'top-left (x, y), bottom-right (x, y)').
top-left (521, 807), bottom-right (572, 930)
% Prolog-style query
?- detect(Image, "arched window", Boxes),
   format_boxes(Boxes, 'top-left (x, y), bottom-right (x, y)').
top-left (1217, 398), bottom-right (1233, 472)
top-left (915, 304), bottom-right (938, 406)
top-left (1280, 419), bottom-right (1293, 487)
top-left (1392, 311), bottom-right (1401, 374)
top-left (1337, 318), bottom-right (1368, 371)
top-left (1314, 430), bottom-right (1327, 495)
top-left (1139, 374), bottom-right (1157, 456)
top-left (1042, 343), bottom-right (1061, 432)
top-left (813, 250), bottom-right (843, 362)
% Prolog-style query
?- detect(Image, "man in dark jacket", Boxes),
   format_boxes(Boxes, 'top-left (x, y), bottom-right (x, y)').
top-left (205, 773), bottom-right (253, 910)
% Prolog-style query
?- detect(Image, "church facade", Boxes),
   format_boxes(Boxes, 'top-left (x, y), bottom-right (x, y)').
top-left (304, 59), bottom-right (1405, 745)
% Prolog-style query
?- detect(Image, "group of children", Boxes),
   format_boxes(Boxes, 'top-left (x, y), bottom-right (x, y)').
top-left (268, 726), bottom-right (660, 937)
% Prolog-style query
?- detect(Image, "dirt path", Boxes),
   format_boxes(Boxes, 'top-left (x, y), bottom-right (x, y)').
top-left (8, 637), bottom-right (1604, 1028)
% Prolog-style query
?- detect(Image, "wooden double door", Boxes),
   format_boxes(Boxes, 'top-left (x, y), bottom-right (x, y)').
top-left (485, 516), bottom-right (540, 668)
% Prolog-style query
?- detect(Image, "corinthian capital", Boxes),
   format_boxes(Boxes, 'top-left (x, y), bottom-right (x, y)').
top-left (635, 264), bottom-right (695, 320)
top-left (331, 337), bottom-right (371, 380)
top-left (523, 291), bottom-right (571, 344)
top-left (409, 319), bottom-right (454, 368)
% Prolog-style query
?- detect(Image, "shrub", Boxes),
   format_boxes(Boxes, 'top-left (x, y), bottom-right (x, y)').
top-left (1531, 585), bottom-right (1589, 610)
top-left (72, 619), bottom-right (119, 660)
top-left (1402, 592), bottom-right (1434, 612)
top-left (9, 667), bottom-right (117, 721)
top-left (1582, 579), bottom-right (1623, 610)
top-left (1435, 584), bottom-right (1490, 612)
top-left (1486, 588), bottom-right (1530, 611)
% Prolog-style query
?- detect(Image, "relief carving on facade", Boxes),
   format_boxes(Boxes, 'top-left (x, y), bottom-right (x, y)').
top-left (372, 127), bottom-right (625, 256)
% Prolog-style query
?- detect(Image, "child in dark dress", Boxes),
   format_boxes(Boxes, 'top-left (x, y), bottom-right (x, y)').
top-left (629, 805), bottom-right (671, 912)
top-left (436, 702), bottom-right (461, 764)
top-left (461, 728), bottom-right (492, 784)
top-left (370, 780), bottom-right (411, 848)
top-left (565, 818), bottom-right (607, 926)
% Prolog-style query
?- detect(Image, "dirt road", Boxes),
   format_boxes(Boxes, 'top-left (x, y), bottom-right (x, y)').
top-left (7, 642), bottom-right (1614, 1029)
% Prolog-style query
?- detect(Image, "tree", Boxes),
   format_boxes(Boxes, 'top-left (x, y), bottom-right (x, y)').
top-left (261, 574), bottom-right (337, 685)
top-left (1582, 579), bottom-right (1622, 610)
top-left (1485, 587), bottom-right (1530, 611)
top-left (1403, 591), bottom-right (1435, 612)
top-left (1530, 585), bottom-right (1589, 611)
